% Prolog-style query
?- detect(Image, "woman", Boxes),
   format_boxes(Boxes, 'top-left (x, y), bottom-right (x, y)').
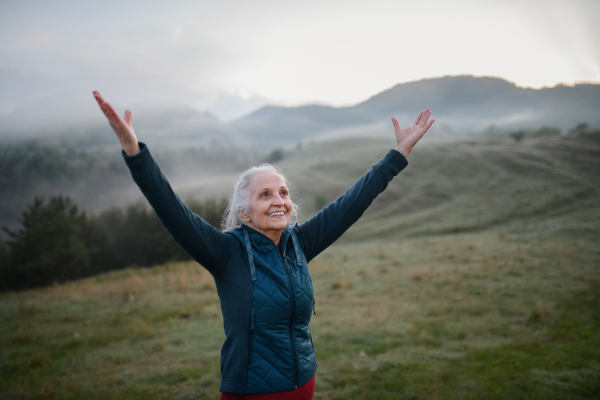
top-left (93, 91), bottom-right (434, 399)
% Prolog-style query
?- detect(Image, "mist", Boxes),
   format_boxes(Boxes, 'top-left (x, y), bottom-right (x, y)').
top-left (1, 0), bottom-right (599, 137)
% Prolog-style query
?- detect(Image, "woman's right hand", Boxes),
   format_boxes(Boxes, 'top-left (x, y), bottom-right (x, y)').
top-left (93, 91), bottom-right (140, 156)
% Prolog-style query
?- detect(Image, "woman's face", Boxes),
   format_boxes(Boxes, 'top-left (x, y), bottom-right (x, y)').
top-left (241, 171), bottom-right (292, 242)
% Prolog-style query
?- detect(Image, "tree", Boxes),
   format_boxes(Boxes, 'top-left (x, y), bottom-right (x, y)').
top-left (265, 149), bottom-right (284, 164)
top-left (314, 194), bottom-right (328, 210)
top-left (0, 195), bottom-right (231, 291)
top-left (568, 122), bottom-right (590, 136)
top-left (508, 130), bottom-right (526, 142)
top-left (97, 203), bottom-right (189, 269)
top-left (1, 196), bottom-right (96, 290)
top-left (532, 126), bottom-right (561, 138)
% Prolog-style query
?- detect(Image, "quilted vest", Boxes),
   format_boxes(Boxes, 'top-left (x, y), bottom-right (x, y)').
top-left (231, 224), bottom-right (316, 393)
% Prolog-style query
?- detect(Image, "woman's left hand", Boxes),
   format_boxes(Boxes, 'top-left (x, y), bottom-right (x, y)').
top-left (392, 109), bottom-right (435, 158)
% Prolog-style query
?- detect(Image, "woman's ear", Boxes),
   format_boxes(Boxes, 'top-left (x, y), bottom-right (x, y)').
top-left (239, 208), bottom-right (250, 223)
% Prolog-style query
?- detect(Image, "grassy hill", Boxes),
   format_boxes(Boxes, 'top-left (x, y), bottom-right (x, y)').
top-left (275, 131), bottom-right (600, 242)
top-left (1, 133), bottom-right (599, 399)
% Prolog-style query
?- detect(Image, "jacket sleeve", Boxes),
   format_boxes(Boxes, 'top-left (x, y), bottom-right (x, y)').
top-left (296, 149), bottom-right (408, 263)
top-left (122, 142), bottom-right (230, 276)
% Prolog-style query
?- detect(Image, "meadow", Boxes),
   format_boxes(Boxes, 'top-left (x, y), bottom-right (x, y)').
top-left (1, 132), bottom-right (599, 399)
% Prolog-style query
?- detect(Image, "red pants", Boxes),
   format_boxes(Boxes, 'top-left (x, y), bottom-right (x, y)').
top-left (220, 375), bottom-right (315, 400)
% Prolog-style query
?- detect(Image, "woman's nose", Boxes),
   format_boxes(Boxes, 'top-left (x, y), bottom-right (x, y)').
top-left (272, 193), bottom-right (284, 205)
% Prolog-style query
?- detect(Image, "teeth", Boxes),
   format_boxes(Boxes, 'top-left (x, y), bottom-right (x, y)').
top-left (269, 212), bottom-right (284, 217)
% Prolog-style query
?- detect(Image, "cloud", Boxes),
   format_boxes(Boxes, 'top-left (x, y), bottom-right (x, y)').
top-left (0, 0), bottom-right (598, 137)
top-left (19, 30), bottom-right (56, 46)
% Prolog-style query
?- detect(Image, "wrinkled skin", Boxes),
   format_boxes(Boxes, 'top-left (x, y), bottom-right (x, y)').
top-left (240, 171), bottom-right (292, 246)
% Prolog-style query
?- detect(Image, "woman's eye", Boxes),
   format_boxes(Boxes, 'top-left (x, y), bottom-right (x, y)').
top-left (261, 192), bottom-right (269, 198)
top-left (281, 191), bottom-right (288, 197)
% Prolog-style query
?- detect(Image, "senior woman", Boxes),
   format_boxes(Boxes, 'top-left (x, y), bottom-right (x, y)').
top-left (93, 91), bottom-right (434, 399)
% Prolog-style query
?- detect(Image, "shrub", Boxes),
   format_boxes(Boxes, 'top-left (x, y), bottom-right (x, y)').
top-left (314, 194), bottom-right (328, 210)
top-left (0, 196), bottom-right (102, 290)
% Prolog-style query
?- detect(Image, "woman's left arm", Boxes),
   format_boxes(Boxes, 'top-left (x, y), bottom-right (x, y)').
top-left (296, 110), bottom-right (434, 262)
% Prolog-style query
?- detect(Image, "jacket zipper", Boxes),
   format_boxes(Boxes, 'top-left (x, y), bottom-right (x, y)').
top-left (246, 227), bottom-right (299, 389)
top-left (248, 308), bottom-right (255, 366)
top-left (275, 242), bottom-right (298, 389)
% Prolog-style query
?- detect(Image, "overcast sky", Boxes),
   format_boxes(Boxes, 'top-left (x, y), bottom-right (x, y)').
top-left (1, 0), bottom-right (599, 124)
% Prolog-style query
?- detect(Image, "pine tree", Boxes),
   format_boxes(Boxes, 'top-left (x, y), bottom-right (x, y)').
top-left (1, 196), bottom-right (92, 290)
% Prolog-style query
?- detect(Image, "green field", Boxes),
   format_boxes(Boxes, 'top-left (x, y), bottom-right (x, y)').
top-left (2, 133), bottom-right (599, 399)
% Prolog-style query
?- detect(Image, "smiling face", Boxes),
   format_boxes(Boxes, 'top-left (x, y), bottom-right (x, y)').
top-left (240, 171), bottom-right (292, 244)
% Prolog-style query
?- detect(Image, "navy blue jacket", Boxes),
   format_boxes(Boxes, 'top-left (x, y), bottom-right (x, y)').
top-left (123, 143), bottom-right (408, 394)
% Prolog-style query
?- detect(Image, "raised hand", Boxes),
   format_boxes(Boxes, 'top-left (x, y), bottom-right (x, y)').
top-left (93, 91), bottom-right (140, 156)
top-left (391, 109), bottom-right (435, 158)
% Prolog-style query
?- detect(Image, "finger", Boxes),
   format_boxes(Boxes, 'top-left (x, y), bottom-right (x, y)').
top-left (94, 93), bottom-right (121, 124)
top-left (411, 119), bottom-right (435, 148)
top-left (103, 102), bottom-right (122, 122)
top-left (419, 109), bottom-right (431, 127)
top-left (391, 117), bottom-right (400, 132)
top-left (93, 91), bottom-right (106, 106)
top-left (99, 103), bottom-right (112, 119)
top-left (103, 103), bottom-right (128, 134)
top-left (93, 92), bottom-right (114, 120)
top-left (425, 119), bottom-right (435, 131)
top-left (413, 110), bottom-right (424, 125)
top-left (99, 103), bottom-right (115, 121)
top-left (124, 109), bottom-right (133, 128)
top-left (420, 119), bottom-right (435, 136)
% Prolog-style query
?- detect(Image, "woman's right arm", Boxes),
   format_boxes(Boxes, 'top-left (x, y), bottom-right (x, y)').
top-left (93, 92), bottom-right (230, 276)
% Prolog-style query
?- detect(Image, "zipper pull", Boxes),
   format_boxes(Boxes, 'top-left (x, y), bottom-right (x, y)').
top-left (251, 309), bottom-right (255, 330)
top-left (312, 299), bottom-right (316, 315)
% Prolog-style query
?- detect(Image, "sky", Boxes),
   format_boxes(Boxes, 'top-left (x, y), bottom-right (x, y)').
top-left (0, 0), bottom-right (599, 126)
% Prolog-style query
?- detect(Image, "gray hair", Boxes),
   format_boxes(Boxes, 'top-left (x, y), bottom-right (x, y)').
top-left (221, 163), bottom-right (300, 232)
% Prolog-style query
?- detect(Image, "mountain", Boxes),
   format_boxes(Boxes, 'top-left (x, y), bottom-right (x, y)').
top-left (231, 76), bottom-right (600, 147)
top-left (1, 75), bottom-right (597, 150)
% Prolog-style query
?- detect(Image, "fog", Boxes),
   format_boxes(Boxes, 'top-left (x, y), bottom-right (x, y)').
top-left (1, 0), bottom-right (599, 137)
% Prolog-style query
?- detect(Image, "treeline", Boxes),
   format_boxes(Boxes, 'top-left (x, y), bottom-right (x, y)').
top-left (480, 122), bottom-right (593, 142)
top-left (0, 138), bottom-right (250, 246)
top-left (507, 123), bottom-right (594, 142)
top-left (0, 139), bottom-right (119, 191)
top-left (0, 138), bottom-right (247, 192)
top-left (0, 195), bottom-right (227, 292)
top-left (507, 126), bottom-right (562, 141)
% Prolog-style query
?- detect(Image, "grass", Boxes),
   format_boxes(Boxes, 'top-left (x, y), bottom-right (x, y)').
top-left (0, 263), bottom-right (224, 399)
top-left (2, 229), bottom-right (598, 399)
top-left (1, 132), bottom-right (599, 399)
top-left (308, 233), bottom-right (600, 399)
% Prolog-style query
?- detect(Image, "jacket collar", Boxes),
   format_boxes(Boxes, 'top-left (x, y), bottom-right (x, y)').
top-left (237, 223), bottom-right (295, 253)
